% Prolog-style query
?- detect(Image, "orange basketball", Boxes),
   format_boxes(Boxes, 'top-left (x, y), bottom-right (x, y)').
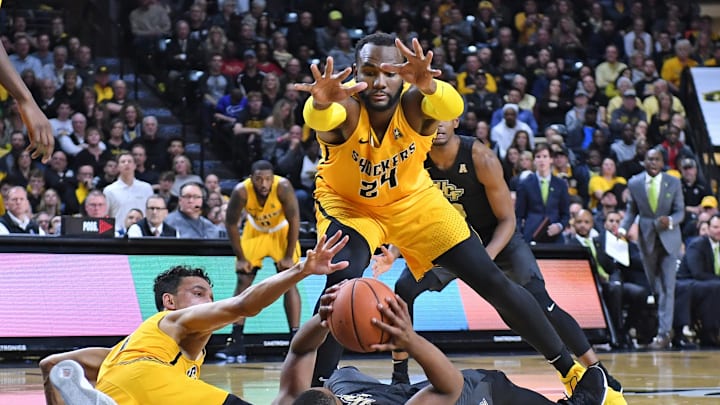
top-left (327, 278), bottom-right (396, 353)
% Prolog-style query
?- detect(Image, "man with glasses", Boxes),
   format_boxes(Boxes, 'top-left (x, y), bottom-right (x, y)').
top-left (83, 190), bottom-right (109, 218)
top-left (128, 194), bottom-right (178, 237)
top-left (166, 182), bottom-right (220, 239)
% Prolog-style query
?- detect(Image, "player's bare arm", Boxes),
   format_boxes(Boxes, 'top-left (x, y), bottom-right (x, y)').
top-left (40, 347), bottom-right (111, 405)
top-left (160, 231), bottom-right (349, 358)
top-left (277, 178), bottom-right (301, 270)
top-left (0, 42), bottom-right (54, 162)
top-left (371, 297), bottom-right (464, 405)
top-left (295, 57), bottom-right (365, 144)
top-left (226, 183), bottom-right (250, 271)
top-left (472, 141), bottom-right (516, 259)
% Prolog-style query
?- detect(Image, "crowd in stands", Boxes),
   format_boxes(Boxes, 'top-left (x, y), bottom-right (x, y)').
top-left (1, 0), bottom-right (720, 348)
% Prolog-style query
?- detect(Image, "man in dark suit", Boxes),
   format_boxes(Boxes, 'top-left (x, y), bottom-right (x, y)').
top-left (619, 147), bottom-right (685, 349)
top-left (675, 214), bottom-right (720, 346)
top-left (126, 195), bottom-right (178, 238)
top-left (566, 209), bottom-right (627, 348)
top-left (516, 143), bottom-right (570, 245)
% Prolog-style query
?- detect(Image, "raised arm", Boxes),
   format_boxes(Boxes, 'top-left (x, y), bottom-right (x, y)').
top-left (372, 296), bottom-right (464, 405)
top-left (160, 232), bottom-right (349, 351)
top-left (0, 42), bottom-right (53, 162)
top-left (40, 347), bottom-right (111, 405)
top-left (472, 141), bottom-right (515, 259)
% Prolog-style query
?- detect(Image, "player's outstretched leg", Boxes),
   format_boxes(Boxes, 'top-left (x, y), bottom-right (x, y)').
top-left (558, 365), bottom-right (608, 405)
top-left (50, 360), bottom-right (117, 405)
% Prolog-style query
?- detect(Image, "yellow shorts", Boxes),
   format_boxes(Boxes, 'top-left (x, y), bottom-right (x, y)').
top-left (316, 186), bottom-right (471, 280)
top-left (96, 361), bottom-right (228, 405)
top-left (240, 224), bottom-right (301, 269)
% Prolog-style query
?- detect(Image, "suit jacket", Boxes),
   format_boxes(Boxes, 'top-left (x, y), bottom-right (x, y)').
top-left (135, 218), bottom-right (178, 237)
top-left (620, 172), bottom-right (684, 256)
top-left (515, 173), bottom-right (570, 244)
top-left (567, 233), bottom-right (620, 283)
top-left (678, 236), bottom-right (720, 281)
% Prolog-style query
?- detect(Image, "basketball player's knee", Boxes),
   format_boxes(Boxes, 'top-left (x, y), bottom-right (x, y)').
top-left (523, 277), bottom-right (553, 308)
top-left (394, 272), bottom-right (419, 302)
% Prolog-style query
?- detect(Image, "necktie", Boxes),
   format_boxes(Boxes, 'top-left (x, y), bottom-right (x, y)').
top-left (648, 177), bottom-right (658, 212)
top-left (714, 244), bottom-right (720, 276)
top-left (153, 229), bottom-right (160, 237)
top-left (541, 178), bottom-right (549, 204)
top-left (584, 238), bottom-right (609, 280)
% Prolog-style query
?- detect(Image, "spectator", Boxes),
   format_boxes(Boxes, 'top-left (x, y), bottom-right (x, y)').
top-left (623, 17), bottom-right (652, 58)
top-left (595, 45), bottom-right (627, 91)
top-left (32, 33), bottom-right (52, 66)
top-left (646, 92), bottom-right (677, 146)
top-left (133, 115), bottom-right (167, 172)
top-left (617, 138), bottom-right (649, 180)
top-left (635, 59), bottom-right (659, 99)
top-left (105, 118), bottom-right (131, 159)
top-left (93, 65), bottom-right (113, 104)
top-left (103, 152), bottom-right (154, 225)
top-left (74, 126), bottom-right (112, 174)
top-left (127, 194), bottom-right (178, 238)
top-left (129, 0), bottom-right (171, 51)
top-left (9, 35), bottom-right (42, 77)
top-left (588, 157), bottom-right (627, 210)
top-left (34, 211), bottom-right (52, 234)
top-left (491, 104), bottom-right (534, 160)
top-left (516, 144), bottom-right (570, 245)
top-left (6, 149), bottom-right (35, 188)
top-left (551, 144), bottom-right (590, 204)
top-left (82, 189), bottom-right (109, 218)
top-left (619, 147), bottom-right (684, 350)
top-left (643, 80), bottom-right (686, 123)
top-left (658, 125), bottom-right (695, 171)
top-left (164, 20), bottom-right (203, 85)
top-left (121, 102), bottom-right (143, 143)
top-left (214, 87), bottom-right (247, 136)
top-left (73, 164), bottom-right (96, 206)
top-left (259, 72), bottom-right (282, 110)
top-left (74, 45), bottom-right (95, 86)
top-left (166, 182), bottom-right (220, 239)
top-left (156, 170), bottom-right (178, 212)
top-left (463, 68), bottom-right (501, 124)
top-left (49, 100), bottom-right (73, 138)
top-left (661, 39), bottom-right (698, 93)
top-left (203, 173), bottom-right (223, 197)
top-left (274, 126), bottom-right (319, 224)
top-left (131, 143), bottom-right (159, 186)
top-left (170, 154), bottom-right (203, 196)
top-left (0, 186), bottom-right (43, 235)
top-left (490, 88), bottom-right (538, 134)
top-left (327, 31), bottom-right (354, 73)
top-left (567, 209), bottom-right (626, 348)
top-left (286, 11), bottom-right (318, 56)
top-left (236, 49), bottom-right (265, 94)
top-left (514, 0), bottom-right (543, 46)
top-left (316, 10), bottom-right (348, 57)
top-left (197, 53), bottom-right (234, 138)
top-left (536, 78), bottom-right (572, 131)
top-left (38, 188), bottom-right (62, 216)
top-left (116, 208), bottom-right (144, 237)
top-left (680, 157), bottom-right (712, 226)
top-left (609, 89), bottom-right (647, 139)
top-left (609, 123), bottom-right (637, 164)
top-left (105, 80), bottom-right (129, 116)
top-left (41, 46), bottom-right (78, 90)
top-left (96, 158), bottom-right (119, 191)
top-left (675, 214), bottom-right (720, 347)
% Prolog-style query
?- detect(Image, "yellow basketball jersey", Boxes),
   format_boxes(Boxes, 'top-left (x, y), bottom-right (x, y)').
top-left (315, 92), bottom-right (435, 207)
top-left (242, 175), bottom-right (288, 232)
top-left (97, 311), bottom-right (204, 382)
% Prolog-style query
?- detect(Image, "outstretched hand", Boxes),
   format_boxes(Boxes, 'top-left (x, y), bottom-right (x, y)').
top-left (371, 245), bottom-right (395, 278)
top-left (302, 231), bottom-right (350, 277)
top-left (293, 57), bottom-right (367, 107)
top-left (370, 296), bottom-right (416, 352)
top-left (380, 38), bottom-right (441, 94)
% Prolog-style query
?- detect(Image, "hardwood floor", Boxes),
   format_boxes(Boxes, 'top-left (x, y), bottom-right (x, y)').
top-left (2, 349), bottom-right (719, 404)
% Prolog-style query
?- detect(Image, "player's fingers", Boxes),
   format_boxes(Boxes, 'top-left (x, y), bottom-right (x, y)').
top-left (424, 50), bottom-right (434, 65)
top-left (411, 38), bottom-right (425, 59)
top-left (379, 62), bottom-right (403, 73)
top-left (342, 82), bottom-right (368, 96)
top-left (394, 38), bottom-right (414, 58)
top-left (309, 63), bottom-right (323, 81)
top-left (326, 235), bottom-right (349, 255)
top-left (329, 260), bottom-right (350, 272)
top-left (324, 56), bottom-right (335, 77)
top-left (293, 82), bottom-right (313, 93)
top-left (369, 343), bottom-right (397, 352)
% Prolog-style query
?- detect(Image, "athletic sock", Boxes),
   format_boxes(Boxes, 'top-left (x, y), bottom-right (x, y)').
top-left (548, 350), bottom-right (575, 377)
top-left (392, 358), bottom-right (408, 374)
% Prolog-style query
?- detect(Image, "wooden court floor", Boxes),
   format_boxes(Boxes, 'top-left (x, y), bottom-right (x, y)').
top-left (1, 349), bottom-right (719, 404)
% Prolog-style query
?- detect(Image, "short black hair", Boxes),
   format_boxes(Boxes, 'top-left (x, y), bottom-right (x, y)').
top-left (251, 159), bottom-right (274, 174)
top-left (292, 389), bottom-right (336, 405)
top-left (354, 32), bottom-right (398, 63)
top-left (153, 266), bottom-right (213, 311)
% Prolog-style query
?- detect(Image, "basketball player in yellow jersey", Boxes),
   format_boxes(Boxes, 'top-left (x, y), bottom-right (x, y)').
top-left (296, 33), bottom-right (607, 397)
top-left (41, 232), bottom-right (349, 405)
top-left (217, 160), bottom-right (301, 363)
top-left (0, 31), bottom-right (53, 162)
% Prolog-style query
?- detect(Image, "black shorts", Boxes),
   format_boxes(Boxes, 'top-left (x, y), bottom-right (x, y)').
top-left (430, 231), bottom-right (543, 291)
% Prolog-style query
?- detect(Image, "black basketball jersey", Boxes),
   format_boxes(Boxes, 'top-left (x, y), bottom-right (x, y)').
top-left (425, 135), bottom-right (497, 241)
top-left (327, 367), bottom-right (428, 404)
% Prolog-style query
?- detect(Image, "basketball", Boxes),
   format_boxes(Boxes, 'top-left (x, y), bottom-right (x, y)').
top-left (327, 278), bottom-right (396, 353)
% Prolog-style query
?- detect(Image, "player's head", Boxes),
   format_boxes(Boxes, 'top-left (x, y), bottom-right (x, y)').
top-left (433, 118), bottom-right (459, 146)
top-left (354, 32), bottom-right (404, 112)
top-left (153, 266), bottom-right (214, 311)
top-left (292, 388), bottom-right (339, 405)
top-left (250, 160), bottom-right (274, 198)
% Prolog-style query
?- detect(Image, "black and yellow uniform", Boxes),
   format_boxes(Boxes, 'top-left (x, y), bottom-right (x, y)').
top-left (315, 91), bottom-right (470, 279)
top-left (96, 312), bottom-right (228, 405)
top-left (240, 175), bottom-right (301, 269)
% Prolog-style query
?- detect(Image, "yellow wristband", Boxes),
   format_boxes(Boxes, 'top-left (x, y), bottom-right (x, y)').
top-left (303, 97), bottom-right (347, 132)
top-left (420, 79), bottom-right (464, 120)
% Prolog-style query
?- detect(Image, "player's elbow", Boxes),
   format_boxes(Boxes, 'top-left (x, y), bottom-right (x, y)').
top-left (39, 355), bottom-right (59, 373)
